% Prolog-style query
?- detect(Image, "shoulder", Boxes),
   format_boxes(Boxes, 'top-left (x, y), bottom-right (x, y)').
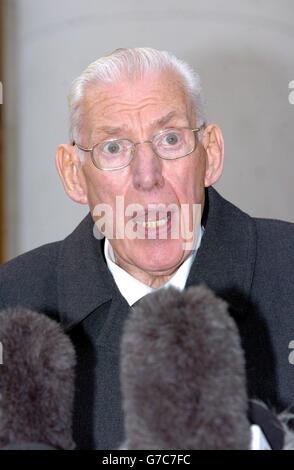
top-left (0, 213), bottom-right (101, 317)
top-left (212, 186), bottom-right (294, 253)
top-left (207, 187), bottom-right (294, 278)
top-left (251, 217), bottom-right (294, 294)
top-left (254, 217), bottom-right (294, 254)
top-left (0, 241), bottom-right (62, 315)
top-left (1, 241), bottom-right (61, 274)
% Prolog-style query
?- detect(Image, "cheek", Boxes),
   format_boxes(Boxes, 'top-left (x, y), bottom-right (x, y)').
top-left (84, 178), bottom-right (104, 211)
top-left (83, 170), bottom-right (129, 215)
top-left (82, 165), bottom-right (110, 206)
top-left (186, 153), bottom-right (206, 193)
top-left (165, 155), bottom-right (206, 202)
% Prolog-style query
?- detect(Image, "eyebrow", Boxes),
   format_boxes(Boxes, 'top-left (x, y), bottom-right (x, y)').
top-left (93, 111), bottom-right (185, 139)
top-left (149, 111), bottom-right (179, 128)
top-left (93, 126), bottom-right (124, 136)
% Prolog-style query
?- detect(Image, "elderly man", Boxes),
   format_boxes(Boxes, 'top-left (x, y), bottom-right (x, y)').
top-left (0, 48), bottom-right (294, 449)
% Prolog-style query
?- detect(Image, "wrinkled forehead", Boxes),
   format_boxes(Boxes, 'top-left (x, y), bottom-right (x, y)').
top-left (79, 70), bottom-right (195, 137)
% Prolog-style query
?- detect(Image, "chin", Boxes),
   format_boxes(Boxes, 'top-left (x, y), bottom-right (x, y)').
top-left (131, 238), bottom-right (189, 274)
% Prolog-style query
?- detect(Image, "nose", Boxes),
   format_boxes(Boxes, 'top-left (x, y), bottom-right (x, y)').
top-left (131, 141), bottom-right (165, 191)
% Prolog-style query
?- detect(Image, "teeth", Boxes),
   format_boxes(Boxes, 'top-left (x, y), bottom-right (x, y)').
top-left (137, 217), bottom-right (168, 229)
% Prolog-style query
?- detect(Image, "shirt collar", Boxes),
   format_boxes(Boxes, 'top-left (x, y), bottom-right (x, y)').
top-left (104, 227), bottom-right (204, 306)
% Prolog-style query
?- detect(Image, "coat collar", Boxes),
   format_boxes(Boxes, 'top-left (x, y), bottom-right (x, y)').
top-left (56, 214), bottom-right (115, 329)
top-left (186, 187), bottom-right (257, 317)
top-left (57, 187), bottom-right (257, 328)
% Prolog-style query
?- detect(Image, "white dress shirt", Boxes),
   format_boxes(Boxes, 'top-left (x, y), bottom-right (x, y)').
top-left (104, 227), bottom-right (204, 306)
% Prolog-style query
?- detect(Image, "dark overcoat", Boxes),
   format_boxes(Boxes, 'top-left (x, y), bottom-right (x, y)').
top-left (1, 187), bottom-right (294, 449)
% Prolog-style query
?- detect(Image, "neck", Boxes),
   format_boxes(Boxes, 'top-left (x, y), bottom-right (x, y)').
top-left (113, 251), bottom-right (190, 288)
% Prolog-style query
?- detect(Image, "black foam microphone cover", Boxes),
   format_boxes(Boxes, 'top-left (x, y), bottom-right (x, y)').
top-left (120, 285), bottom-right (251, 449)
top-left (0, 307), bottom-right (76, 450)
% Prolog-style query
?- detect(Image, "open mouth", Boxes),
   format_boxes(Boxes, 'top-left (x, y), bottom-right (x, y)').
top-left (135, 214), bottom-right (171, 229)
top-left (131, 209), bottom-right (174, 238)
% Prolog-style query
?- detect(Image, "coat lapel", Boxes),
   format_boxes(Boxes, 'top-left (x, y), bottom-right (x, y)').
top-left (56, 214), bottom-right (114, 330)
top-left (186, 187), bottom-right (257, 317)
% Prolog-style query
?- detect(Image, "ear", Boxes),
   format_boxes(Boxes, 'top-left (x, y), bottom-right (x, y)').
top-left (201, 124), bottom-right (224, 187)
top-left (55, 144), bottom-right (88, 204)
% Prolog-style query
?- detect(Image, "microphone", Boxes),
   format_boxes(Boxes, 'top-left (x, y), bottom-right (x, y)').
top-left (120, 284), bottom-right (251, 449)
top-left (0, 307), bottom-right (76, 450)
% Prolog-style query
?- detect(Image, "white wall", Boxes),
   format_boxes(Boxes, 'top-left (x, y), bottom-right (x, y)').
top-left (3, 0), bottom-right (294, 259)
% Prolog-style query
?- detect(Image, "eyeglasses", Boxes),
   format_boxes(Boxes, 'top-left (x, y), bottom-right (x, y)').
top-left (72, 124), bottom-right (205, 171)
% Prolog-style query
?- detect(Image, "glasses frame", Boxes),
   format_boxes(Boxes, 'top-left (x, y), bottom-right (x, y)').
top-left (72, 124), bottom-right (206, 171)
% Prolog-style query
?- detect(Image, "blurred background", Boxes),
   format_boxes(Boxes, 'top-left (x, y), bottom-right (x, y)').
top-left (0, 0), bottom-right (293, 262)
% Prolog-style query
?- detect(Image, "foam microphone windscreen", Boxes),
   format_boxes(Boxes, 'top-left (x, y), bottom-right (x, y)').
top-left (120, 285), bottom-right (251, 450)
top-left (0, 307), bottom-right (76, 450)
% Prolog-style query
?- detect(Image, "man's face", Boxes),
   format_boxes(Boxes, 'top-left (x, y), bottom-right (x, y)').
top-left (73, 71), bottom-right (209, 281)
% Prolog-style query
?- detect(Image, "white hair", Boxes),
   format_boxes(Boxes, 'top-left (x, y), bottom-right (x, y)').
top-left (68, 47), bottom-right (206, 144)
